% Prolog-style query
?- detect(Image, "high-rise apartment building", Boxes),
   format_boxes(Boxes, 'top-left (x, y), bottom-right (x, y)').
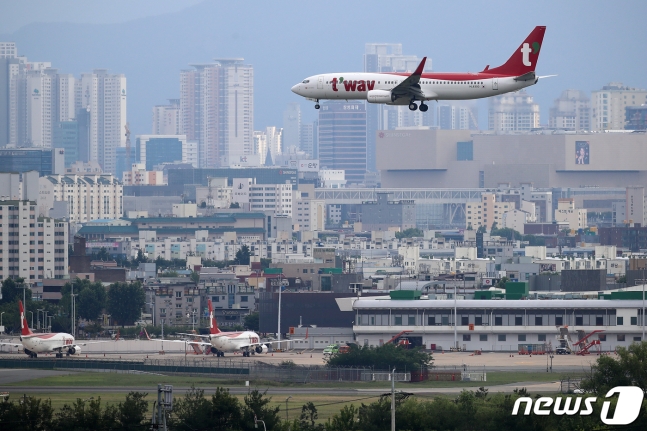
top-left (76, 69), bottom-right (127, 174)
top-left (549, 89), bottom-right (591, 131)
top-left (591, 82), bottom-right (647, 131)
top-left (0, 200), bottom-right (68, 281)
top-left (152, 99), bottom-right (181, 135)
top-left (283, 102), bottom-right (301, 152)
top-left (38, 174), bottom-right (123, 223)
top-left (300, 121), bottom-right (317, 159)
top-left (135, 135), bottom-right (198, 170)
top-left (180, 59), bottom-right (253, 168)
top-left (488, 91), bottom-right (540, 132)
top-left (465, 193), bottom-right (515, 231)
top-left (318, 101), bottom-right (367, 184)
top-left (438, 104), bottom-right (478, 130)
top-left (364, 43), bottom-right (431, 172)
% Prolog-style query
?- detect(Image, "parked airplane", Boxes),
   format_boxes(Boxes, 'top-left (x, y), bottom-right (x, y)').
top-left (156, 299), bottom-right (305, 357)
top-left (0, 301), bottom-right (108, 358)
top-left (291, 26), bottom-right (550, 111)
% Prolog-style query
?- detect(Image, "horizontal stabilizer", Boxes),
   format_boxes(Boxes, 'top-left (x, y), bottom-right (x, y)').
top-left (514, 71), bottom-right (536, 82)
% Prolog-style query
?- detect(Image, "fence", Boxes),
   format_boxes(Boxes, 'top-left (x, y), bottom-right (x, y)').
top-left (360, 372), bottom-right (411, 382)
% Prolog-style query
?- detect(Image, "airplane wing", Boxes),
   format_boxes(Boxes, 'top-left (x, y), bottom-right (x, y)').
top-left (143, 329), bottom-right (212, 347)
top-left (176, 332), bottom-right (211, 339)
top-left (391, 57), bottom-right (428, 101)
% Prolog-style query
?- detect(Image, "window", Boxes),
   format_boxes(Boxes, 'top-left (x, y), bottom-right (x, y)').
top-left (175, 291), bottom-right (182, 298)
top-left (575, 316), bottom-right (583, 326)
top-left (441, 316), bottom-right (449, 325)
top-left (617, 334), bottom-right (625, 342)
top-left (428, 316), bottom-right (436, 325)
top-left (598, 334), bottom-right (606, 342)
top-left (518, 334), bottom-right (526, 341)
top-left (212, 296), bottom-right (219, 302)
top-left (617, 316), bottom-right (624, 325)
top-left (498, 334), bottom-right (506, 342)
top-left (535, 316), bottom-right (543, 326)
top-left (538, 334), bottom-right (546, 342)
top-left (479, 334), bottom-right (488, 341)
top-left (515, 316), bottom-right (523, 326)
top-left (463, 334), bottom-right (471, 341)
top-left (631, 316), bottom-right (638, 325)
top-left (555, 316), bottom-right (563, 326)
top-left (495, 316), bottom-right (502, 326)
top-left (240, 296), bottom-right (248, 302)
top-left (461, 316), bottom-right (469, 326)
top-left (475, 316), bottom-right (482, 325)
top-left (634, 336), bottom-right (642, 342)
top-left (394, 316), bottom-right (402, 325)
top-left (408, 316), bottom-right (416, 326)
top-left (596, 316), bottom-right (603, 326)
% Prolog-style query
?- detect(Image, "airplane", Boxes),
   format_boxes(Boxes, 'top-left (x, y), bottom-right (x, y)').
top-left (291, 26), bottom-right (551, 111)
top-left (0, 301), bottom-right (110, 358)
top-left (154, 299), bottom-right (306, 357)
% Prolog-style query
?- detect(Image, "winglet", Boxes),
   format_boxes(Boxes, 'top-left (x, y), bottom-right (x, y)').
top-left (18, 301), bottom-right (33, 336)
top-left (208, 299), bottom-right (221, 335)
top-left (413, 57), bottom-right (427, 77)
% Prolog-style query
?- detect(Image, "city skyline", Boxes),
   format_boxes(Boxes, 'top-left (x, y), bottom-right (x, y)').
top-left (1, 1), bottom-right (646, 136)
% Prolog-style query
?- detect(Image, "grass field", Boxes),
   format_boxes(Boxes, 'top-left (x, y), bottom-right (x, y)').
top-left (8, 370), bottom-right (582, 389)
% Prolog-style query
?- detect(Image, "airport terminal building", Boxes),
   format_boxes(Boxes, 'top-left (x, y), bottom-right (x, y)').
top-left (349, 296), bottom-right (646, 352)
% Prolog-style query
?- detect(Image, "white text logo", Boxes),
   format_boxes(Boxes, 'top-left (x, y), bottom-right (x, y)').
top-left (512, 386), bottom-right (644, 426)
top-left (520, 43), bottom-right (532, 66)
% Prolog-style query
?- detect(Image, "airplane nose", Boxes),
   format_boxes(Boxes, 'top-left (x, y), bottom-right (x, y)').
top-left (291, 84), bottom-right (300, 95)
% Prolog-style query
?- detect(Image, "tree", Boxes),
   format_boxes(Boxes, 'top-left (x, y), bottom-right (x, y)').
top-left (107, 281), bottom-right (145, 326)
top-left (580, 341), bottom-right (647, 395)
top-left (326, 343), bottom-right (432, 371)
top-left (496, 276), bottom-right (509, 290)
top-left (244, 312), bottom-right (259, 332)
top-left (235, 245), bottom-right (251, 265)
top-left (116, 392), bottom-right (149, 430)
top-left (395, 228), bottom-right (423, 239)
top-left (490, 221), bottom-right (498, 232)
top-left (1, 277), bottom-right (29, 304)
top-left (326, 404), bottom-right (359, 431)
top-left (477, 225), bottom-right (487, 234)
top-left (299, 402), bottom-right (324, 431)
top-left (240, 389), bottom-right (280, 431)
top-left (96, 247), bottom-right (110, 261)
top-left (229, 202), bottom-right (240, 209)
top-left (62, 278), bottom-right (107, 323)
top-left (190, 270), bottom-right (200, 283)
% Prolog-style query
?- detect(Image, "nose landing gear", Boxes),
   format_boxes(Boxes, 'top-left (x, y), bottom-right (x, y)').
top-left (314, 99), bottom-right (320, 109)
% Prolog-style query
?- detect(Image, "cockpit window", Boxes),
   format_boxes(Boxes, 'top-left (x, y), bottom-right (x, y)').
top-left (302, 80), bottom-right (310, 84)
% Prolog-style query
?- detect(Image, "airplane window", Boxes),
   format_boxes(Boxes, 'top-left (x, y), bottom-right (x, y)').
top-left (302, 80), bottom-right (310, 83)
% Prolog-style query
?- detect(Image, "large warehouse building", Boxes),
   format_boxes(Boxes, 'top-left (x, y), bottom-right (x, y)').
top-left (377, 130), bottom-right (647, 189)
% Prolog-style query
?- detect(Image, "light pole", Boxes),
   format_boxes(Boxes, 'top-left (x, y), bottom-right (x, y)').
top-left (549, 354), bottom-right (554, 373)
top-left (254, 416), bottom-right (266, 431)
top-left (277, 272), bottom-right (283, 347)
top-left (285, 396), bottom-right (292, 421)
top-left (391, 368), bottom-right (396, 431)
top-left (1, 312), bottom-right (5, 330)
top-left (37, 309), bottom-right (43, 330)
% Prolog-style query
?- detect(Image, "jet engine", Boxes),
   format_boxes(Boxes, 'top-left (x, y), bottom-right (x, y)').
top-left (367, 90), bottom-right (396, 104)
top-left (255, 344), bottom-right (268, 354)
top-left (68, 346), bottom-right (81, 355)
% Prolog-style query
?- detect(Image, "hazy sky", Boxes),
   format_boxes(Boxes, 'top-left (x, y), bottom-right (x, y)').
top-left (0, 0), bottom-right (203, 33)
top-left (2, 0), bottom-right (646, 134)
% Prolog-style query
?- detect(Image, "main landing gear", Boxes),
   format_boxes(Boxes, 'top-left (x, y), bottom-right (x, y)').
top-left (314, 100), bottom-right (320, 109)
top-left (408, 101), bottom-right (429, 112)
top-left (242, 351), bottom-right (254, 357)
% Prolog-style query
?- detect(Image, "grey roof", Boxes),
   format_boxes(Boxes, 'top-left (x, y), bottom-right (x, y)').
top-left (353, 299), bottom-right (646, 310)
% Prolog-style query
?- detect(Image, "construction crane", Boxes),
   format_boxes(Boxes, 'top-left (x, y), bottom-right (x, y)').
top-left (124, 123), bottom-right (131, 167)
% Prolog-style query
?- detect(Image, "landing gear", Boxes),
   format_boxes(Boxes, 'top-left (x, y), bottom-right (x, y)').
top-left (242, 351), bottom-right (251, 357)
top-left (29, 352), bottom-right (38, 358)
top-left (419, 103), bottom-right (428, 112)
top-left (408, 102), bottom-right (418, 111)
top-left (55, 352), bottom-right (63, 358)
top-left (217, 351), bottom-right (224, 357)
top-left (314, 99), bottom-right (320, 109)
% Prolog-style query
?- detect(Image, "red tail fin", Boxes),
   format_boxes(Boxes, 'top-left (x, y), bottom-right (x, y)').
top-left (208, 299), bottom-right (221, 335)
top-left (487, 26), bottom-right (546, 76)
top-left (18, 301), bottom-right (33, 336)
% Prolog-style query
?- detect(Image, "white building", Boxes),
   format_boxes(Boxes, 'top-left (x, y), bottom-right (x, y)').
top-left (591, 82), bottom-right (647, 131)
top-left (488, 91), bottom-right (540, 132)
top-left (180, 59), bottom-right (254, 167)
top-left (38, 174), bottom-right (123, 222)
top-left (554, 198), bottom-right (587, 230)
top-left (122, 164), bottom-right (165, 186)
top-left (465, 193), bottom-right (515, 231)
top-left (152, 99), bottom-right (181, 135)
top-left (0, 200), bottom-right (68, 281)
top-left (319, 170), bottom-right (346, 188)
top-left (293, 187), bottom-right (325, 232)
top-left (76, 69), bottom-right (127, 174)
top-left (549, 89), bottom-right (591, 131)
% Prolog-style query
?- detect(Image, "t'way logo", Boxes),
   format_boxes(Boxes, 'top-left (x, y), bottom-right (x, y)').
top-left (512, 386), bottom-right (644, 426)
top-left (521, 41), bottom-right (541, 66)
top-left (331, 77), bottom-right (375, 92)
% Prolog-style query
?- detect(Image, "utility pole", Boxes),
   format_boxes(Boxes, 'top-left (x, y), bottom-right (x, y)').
top-left (643, 268), bottom-right (645, 341)
top-left (278, 272), bottom-right (282, 347)
top-left (454, 284), bottom-right (458, 349)
top-left (391, 368), bottom-right (396, 431)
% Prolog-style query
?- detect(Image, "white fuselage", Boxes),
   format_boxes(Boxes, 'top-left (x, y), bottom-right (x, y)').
top-left (209, 330), bottom-right (261, 353)
top-left (291, 73), bottom-right (534, 104)
top-left (20, 332), bottom-right (76, 354)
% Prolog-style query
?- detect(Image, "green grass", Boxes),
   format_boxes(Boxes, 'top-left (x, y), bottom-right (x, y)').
top-left (9, 370), bottom-right (583, 389)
